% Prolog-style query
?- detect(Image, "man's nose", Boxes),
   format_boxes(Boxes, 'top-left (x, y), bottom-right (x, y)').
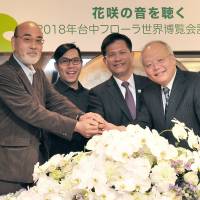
top-left (152, 61), bottom-right (161, 70)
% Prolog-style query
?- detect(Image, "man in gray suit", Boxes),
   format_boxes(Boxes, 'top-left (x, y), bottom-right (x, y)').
top-left (88, 33), bottom-right (150, 129)
top-left (137, 40), bottom-right (200, 145)
top-left (0, 21), bottom-right (105, 194)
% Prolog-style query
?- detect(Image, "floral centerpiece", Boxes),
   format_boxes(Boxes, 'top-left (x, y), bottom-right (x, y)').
top-left (1, 119), bottom-right (200, 200)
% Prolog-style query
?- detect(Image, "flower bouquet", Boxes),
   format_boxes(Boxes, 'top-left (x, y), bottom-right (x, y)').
top-left (1, 119), bottom-right (200, 200)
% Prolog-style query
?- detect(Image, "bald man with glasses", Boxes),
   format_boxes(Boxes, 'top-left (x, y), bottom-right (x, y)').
top-left (0, 21), bottom-right (105, 194)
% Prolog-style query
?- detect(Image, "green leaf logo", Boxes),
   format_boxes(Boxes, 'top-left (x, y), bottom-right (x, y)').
top-left (0, 13), bottom-right (18, 52)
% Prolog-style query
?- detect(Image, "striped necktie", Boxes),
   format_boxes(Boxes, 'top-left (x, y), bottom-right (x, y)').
top-left (163, 86), bottom-right (170, 113)
top-left (121, 81), bottom-right (136, 120)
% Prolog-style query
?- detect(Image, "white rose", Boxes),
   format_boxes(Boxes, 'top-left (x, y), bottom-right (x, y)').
top-left (150, 161), bottom-right (177, 193)
top-left (184, 171), bottom-right (199, 186)
top-left (188, 130), bottom-right (200, 150)
top-left (171, 123), bottom-right (188, 142)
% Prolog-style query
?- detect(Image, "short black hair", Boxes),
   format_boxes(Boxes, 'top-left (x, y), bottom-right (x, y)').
top-left (53, 43), bottom-right (82, 63)
top-left (101, 33), bottom-right (132, 56)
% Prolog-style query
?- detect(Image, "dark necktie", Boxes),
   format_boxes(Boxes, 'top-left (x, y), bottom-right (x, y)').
top-left (121, 81), bottom-right (136, 120)
top-left (163, 87), bottom-right (170, 113)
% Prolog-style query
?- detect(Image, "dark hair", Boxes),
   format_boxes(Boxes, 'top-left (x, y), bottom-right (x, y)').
top-left (101, 33), bottom-right (132, 56)
top-left (53, 43), bottom-right (82, 63)
top-left (13, 26), bottom-right (18, 37)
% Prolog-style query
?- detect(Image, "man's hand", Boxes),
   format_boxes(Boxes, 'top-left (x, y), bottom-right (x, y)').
top-left (79, 112), bottom-right (106, 132)
top-left (79, 112), bottom-right (105, 124)
top-left (76, 113), bottom-right (126, 136)
top-left (104, 122), bottom-right (126, 131)
top-left (74, 118), bottom-right (104, 138)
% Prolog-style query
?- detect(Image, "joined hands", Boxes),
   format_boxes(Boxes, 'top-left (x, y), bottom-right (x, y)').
top-left (74, 112), bottom-right (126, 138)
top-left (74, 112), bottom-right (105, 138)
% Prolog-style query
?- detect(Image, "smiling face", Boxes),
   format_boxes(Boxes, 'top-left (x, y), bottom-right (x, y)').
top-left (103, 40), bottom-right (134, 81)
top-left (11, 22), bottom-right (43, 68)
top-left (56, 48), bottom-right (82, 88)
top-left (142, 42), bottom-right (176, 86)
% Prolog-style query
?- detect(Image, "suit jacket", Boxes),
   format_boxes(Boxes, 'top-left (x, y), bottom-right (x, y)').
top-left (0, 55), bottom-right (82, 183)
top-left (137, 69), bottom-right (200, 144)
top-left (88, 74), bottom-right (150, 126)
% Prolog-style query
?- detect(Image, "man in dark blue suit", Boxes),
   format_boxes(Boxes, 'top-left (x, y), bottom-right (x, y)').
top-left (137, 40), bottom-right (200, 145)
top-left (88, 33), bottom-right (150, 128)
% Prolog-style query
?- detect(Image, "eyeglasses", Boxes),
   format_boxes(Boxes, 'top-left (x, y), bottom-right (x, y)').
top-left (106, 50), bottom-right (130, 60)
top-left (15, 35), bottom-right (44, 45)
top-left (58, 57), bottom-right (82, 65)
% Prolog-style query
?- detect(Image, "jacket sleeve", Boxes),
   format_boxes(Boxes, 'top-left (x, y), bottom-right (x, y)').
top-left (0, 67), bottom-right (80, 138)
top-left (87, 88), bottom-right (105, 117)
top-left (135, 94), bottom-right (153, 129)
top-left (194, 74), bottom-right (200, 125)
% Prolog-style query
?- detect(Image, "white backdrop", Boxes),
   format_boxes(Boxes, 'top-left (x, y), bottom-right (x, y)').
top-left (1, 0), bottom-right (200, 52)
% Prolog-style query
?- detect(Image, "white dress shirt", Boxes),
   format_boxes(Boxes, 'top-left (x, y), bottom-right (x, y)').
top-left (13, 54), bottom-right (36, 84)
top-left (113, 75), bottom-right (137, 106)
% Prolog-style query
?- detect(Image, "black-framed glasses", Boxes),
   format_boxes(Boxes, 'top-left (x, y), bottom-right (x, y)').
top-left (15, 35), bottom-right (44, 45)
top-left (58, 57), bottom-right (82, 65)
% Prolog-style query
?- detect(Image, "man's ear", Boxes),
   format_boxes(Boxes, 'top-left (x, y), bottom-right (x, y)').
top-left (103, 56), bottom-right (107, 65)
top-left (11, 36), bottom-right (15, 50)
top-left (171, 55), bottom-right (177, 65)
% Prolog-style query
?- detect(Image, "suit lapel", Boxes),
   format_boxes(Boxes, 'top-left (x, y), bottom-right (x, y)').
top-left (9, 55), bottom-right (34, 96)
top-left (134, 75), bottom-right (147, 112)
top-left (106, 77), bottom-right (133, 121)
top-left (134, 75), bottom-right (142, 111)
top-left (152, 84), bottom-right (166, 126)
top-left (165, 70), bottom-right (186, 123)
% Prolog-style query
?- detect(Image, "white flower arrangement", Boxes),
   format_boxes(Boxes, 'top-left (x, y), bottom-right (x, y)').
top-left (1, 119), bottom-right (200, 200)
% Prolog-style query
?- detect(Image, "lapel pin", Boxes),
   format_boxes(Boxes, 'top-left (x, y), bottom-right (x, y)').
top-left (137, 89), bottom-right (141, 93)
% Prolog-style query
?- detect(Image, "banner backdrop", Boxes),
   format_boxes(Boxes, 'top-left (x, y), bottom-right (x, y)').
top-left (1, 0), bottom-right (200, 52)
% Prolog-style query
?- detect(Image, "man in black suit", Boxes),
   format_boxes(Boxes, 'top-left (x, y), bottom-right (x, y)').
top-left (137, 40), bottom-right (200, 145)
top-left (88, 33), bottom-right (149, 128)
